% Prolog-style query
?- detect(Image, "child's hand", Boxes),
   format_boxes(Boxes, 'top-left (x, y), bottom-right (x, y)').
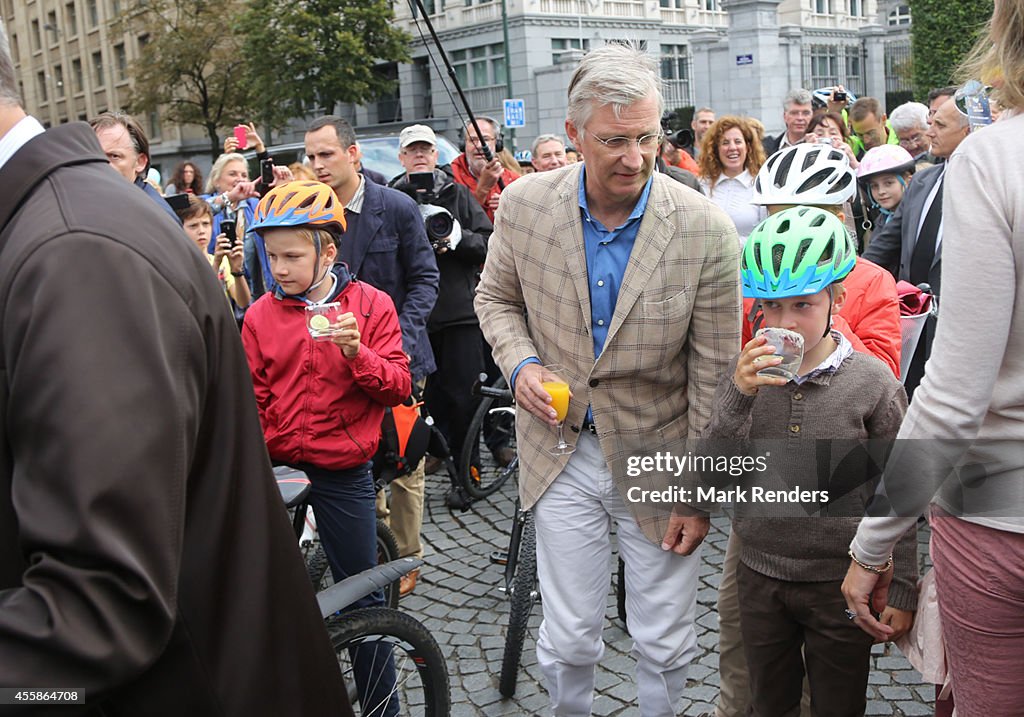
top-left (227, 241), bottom-right (244, 273)
top-left (877, 606), bottom-right (914, 643)
top-left (213, 233), bottom-right (230, 265)
top-left (330, 312), bottom-right (361, 359)
top-left (733, 336), bottom-right (789, 396)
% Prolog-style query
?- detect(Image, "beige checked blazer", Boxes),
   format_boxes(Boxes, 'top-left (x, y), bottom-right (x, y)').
top-left (475, 164), bottom-right (741, 544)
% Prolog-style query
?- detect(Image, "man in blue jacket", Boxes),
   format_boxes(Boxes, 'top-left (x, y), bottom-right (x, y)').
top-left (305, 116), bottom-right (439, 582)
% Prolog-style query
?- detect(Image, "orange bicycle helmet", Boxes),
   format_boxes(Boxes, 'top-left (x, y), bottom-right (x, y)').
top-left (249, 180), bottom-right (346, 236)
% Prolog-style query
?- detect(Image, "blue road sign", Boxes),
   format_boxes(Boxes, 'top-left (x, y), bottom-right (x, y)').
top-left (503, 99), bottom-right (526, 128)
top-left (736, 54), bottom-right (754, 66)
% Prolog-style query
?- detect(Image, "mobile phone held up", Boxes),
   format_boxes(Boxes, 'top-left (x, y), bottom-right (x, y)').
top-left (221, 219), bottom-right (237, 247)
top-left (233, 125), bottom-right (248, 150)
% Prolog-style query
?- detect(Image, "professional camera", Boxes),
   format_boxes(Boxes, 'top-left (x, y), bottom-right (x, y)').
top-left (405, 172), bottom-right (456, 251)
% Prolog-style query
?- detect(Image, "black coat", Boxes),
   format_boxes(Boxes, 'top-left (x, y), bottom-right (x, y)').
top-left (390, 168), bottom-right (492, 333)
top-left (0, 122), bottom-right (352, 716)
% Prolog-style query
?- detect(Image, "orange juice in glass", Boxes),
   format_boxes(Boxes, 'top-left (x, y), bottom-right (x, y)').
top-left (541, 381), bottom-right (570, 422)
top-left (542, 364), bottom-right (574, 455)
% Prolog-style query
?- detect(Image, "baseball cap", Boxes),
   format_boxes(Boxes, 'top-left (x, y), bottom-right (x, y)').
top-left (400, 125), bottom-right (437, 148)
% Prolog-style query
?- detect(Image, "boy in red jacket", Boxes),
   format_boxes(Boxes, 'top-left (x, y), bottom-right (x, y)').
top-left (242, 181), bottom-right (411, 716)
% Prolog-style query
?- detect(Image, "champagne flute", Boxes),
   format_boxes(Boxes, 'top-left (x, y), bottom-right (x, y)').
top-left (541, 364), bottom-right (574, 456)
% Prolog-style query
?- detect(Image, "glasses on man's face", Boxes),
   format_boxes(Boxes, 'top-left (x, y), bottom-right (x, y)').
top-left (466, 134), bottom-right (495, 146)
top-left (898, 133), bottom-right (926, 149)
top-left (587, 131), bottom-right (664, 157)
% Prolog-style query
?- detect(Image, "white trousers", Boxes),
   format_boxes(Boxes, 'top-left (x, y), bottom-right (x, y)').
top-left (533, 432), bottom-right (702, 717)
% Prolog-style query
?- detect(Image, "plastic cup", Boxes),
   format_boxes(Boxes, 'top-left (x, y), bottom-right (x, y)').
top-left (755, 327), bottom-right (804, 380)
top-left (306, 302), bottom-right (342, 341)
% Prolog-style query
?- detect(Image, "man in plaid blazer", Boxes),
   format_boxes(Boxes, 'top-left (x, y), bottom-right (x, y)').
top-left (475, 44), bottom-right (740, 717)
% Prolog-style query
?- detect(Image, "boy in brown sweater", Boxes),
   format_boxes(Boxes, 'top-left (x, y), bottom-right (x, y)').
top-left (705, 206), bottom-right (917, 717)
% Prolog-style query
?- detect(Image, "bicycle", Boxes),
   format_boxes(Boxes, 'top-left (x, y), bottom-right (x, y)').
top-left (277, 471), bottom-right (452, 716)
top-left (276, 465), bottom-right (402, 609)
top-left (458, 375), bottom-right (518, 502)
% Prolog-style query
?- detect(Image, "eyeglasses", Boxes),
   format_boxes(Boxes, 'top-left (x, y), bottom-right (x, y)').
top-left (586, 131), bottom-right (664, 156)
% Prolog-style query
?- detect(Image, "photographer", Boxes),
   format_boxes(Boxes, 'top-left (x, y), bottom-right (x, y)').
top-left (390, 125), bottom-right (493, 479)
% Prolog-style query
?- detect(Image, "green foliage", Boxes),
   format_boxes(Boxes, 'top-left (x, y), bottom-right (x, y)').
top-left (122, 0), bottom-right (257, 158)
top-left (239, 0), bottom-right (411, 121)
top-left (910, 0), bottom-right (992, 97)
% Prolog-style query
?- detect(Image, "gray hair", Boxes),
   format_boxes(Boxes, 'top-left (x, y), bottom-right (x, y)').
top-left (783, 88), bottom-right (813, 110)
top-left (206, 152), bottom-right (247, 194)
top-left (0, 20), bottom-right (20, 106)
top-left (567, 43), bottom-right (664, 130)
top-left (531, 133), bottom-right (565, 155)
top-left (889, 102), bottom-right (929, 132)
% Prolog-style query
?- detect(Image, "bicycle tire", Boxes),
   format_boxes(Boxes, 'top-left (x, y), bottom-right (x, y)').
top-left (306, 519), bottom-right (401, 609)
top-left (327, 606), bottom-right (451, 717)
top-left (499, 511), bottom-right (538, 698)
top-left (458, 377), bottom-right (516, 500)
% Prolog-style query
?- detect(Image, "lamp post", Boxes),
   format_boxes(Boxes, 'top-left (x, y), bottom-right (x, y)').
top-left (500, 0), bottom-right (516, 152)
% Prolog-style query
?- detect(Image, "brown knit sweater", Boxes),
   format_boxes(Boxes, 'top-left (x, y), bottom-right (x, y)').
top-left (705, 351), bottom-right (919, 611)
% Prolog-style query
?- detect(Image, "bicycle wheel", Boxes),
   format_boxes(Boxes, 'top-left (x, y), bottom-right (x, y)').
top-left (307, 519), bottom-right (401, 609)
top-left (327, 606), bottom-right (450, 717)
top-left (499, 510), bottom-right (538, 698)
top-left (458, 379), bottom-right (516, 500)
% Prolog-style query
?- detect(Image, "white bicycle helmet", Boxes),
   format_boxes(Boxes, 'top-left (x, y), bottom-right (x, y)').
top-left (752, 143), bottom-right (857, 206)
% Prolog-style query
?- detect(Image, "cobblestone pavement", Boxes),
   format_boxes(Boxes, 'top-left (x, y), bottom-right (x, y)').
top-left (400, 471), bottom-right (934, 717)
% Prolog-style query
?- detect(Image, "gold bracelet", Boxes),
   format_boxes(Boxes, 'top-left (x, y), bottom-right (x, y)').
top-left (848, 548), bottom-right (893, 574)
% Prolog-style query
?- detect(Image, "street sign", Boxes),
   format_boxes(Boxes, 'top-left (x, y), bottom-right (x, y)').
top-left (503, 99), bottom-right (525, 128)
top-left (736, 54), bottom-right (754, 66)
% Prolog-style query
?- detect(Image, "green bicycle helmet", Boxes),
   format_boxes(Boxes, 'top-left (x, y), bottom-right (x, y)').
top-left (742, 206), bottom-right (856, 299)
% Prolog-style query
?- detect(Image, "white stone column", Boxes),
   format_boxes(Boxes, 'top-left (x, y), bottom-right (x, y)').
top-left (859, 23), bottom-right (888, 109)
top-left (719, 0), bottom-right (787, 120)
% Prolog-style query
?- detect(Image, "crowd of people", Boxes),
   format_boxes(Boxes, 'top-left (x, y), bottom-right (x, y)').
top-left (1, 0), bottom-right (1022, 714)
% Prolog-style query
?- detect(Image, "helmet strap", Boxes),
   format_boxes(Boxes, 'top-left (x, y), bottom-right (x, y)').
top-left (823, 284), bottom-right (835, 338)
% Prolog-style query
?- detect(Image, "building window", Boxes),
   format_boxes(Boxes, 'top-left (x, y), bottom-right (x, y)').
top-left (413, 0), bottom-right (441, 14)
top-left (72, 58), bottom-right (83, 93)
top-left (551, 38), bottom-right (589, 64)
top-left (660, 44), bottom-right (692, 108)
top-left (138, 33), bottom-right (150, 54)
top-left (148, 110), bottom-right (161, 140)
top-left (807, 44), bottom-right (839, 87)
top-left (31, 19), bottom-right (41, 51)
top-left (9, 34), bottom-right (18, 63)
top-left (46, 11), bottom-right (59, 43)
top-left (92, 50), bottom-right (104, 86)
top-left (849, 0), bottom-right (861, 16)
top-left (114, 43), bottom-right (127, 80)
top-left (703, 0), bottom-right (719, 9)
top-left (888, 4), bottom-right (910, 25)
top-left (55, 64), bottom-right (65, 96)
top-left (814, 0), bottom-right (830, 13)
top-left (66, 2), bottom-right (78, 35)
top-left (87, 0), bottom-right (98, 27)
top-left (37, 71), bottom-right (48, 103)
top-left (450, 43), bottom-right (506, 89)
top-left (111, 0), bottom-right (121, 13)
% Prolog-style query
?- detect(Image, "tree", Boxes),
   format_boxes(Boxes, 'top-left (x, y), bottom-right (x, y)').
top-left (122, 0), bottom-right (260, 158)
top-left (910, 0), bottom-right (992, 97)
top-left (239, 0), bottom-right (411, 121)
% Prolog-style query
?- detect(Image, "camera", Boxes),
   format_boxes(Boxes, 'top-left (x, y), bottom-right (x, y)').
top-left (833, 90), bottom-right (847, 103)
top-left (404, 172), bottom-right (455, 251)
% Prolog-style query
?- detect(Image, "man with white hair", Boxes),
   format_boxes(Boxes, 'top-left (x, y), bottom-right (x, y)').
top-left (762, 88), bottom-right (814, 154)
top-left (530, 133), bottom-right (568, 172)
top-left (475, 42), bottom-right (739, 717)
top-left (889, 101), bottom-right (932, 159)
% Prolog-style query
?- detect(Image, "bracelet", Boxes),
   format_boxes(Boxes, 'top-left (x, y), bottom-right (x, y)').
top-left (848, 548), bottom-right (893, 574)
top-left (230, 271), bottom-right (245, 277)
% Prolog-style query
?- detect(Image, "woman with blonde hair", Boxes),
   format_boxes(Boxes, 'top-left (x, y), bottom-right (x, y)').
top-left (843, 2), bottom-right (1024, 715)
top-left (697, 116), bottom-right (767, 245)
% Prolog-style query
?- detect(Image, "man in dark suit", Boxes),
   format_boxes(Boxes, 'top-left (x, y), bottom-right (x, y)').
top-left (0, 27), bottom-right (352, 713)
top-left (863, 96), bottom-right (970, 395)
top-left (762, 88), bottom-right (814, 156)
top-left (304, 115), bottom-right (439, 583)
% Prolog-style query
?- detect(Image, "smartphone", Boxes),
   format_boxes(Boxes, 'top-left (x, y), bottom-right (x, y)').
top-left (260, 158), bottom-right (274, 185)
top-left (233, 125), bottom-right (248, 150)
top-left (164, 193), bottom-right (190, 213)
top-left (221, 218), bottom-right (237, 247)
